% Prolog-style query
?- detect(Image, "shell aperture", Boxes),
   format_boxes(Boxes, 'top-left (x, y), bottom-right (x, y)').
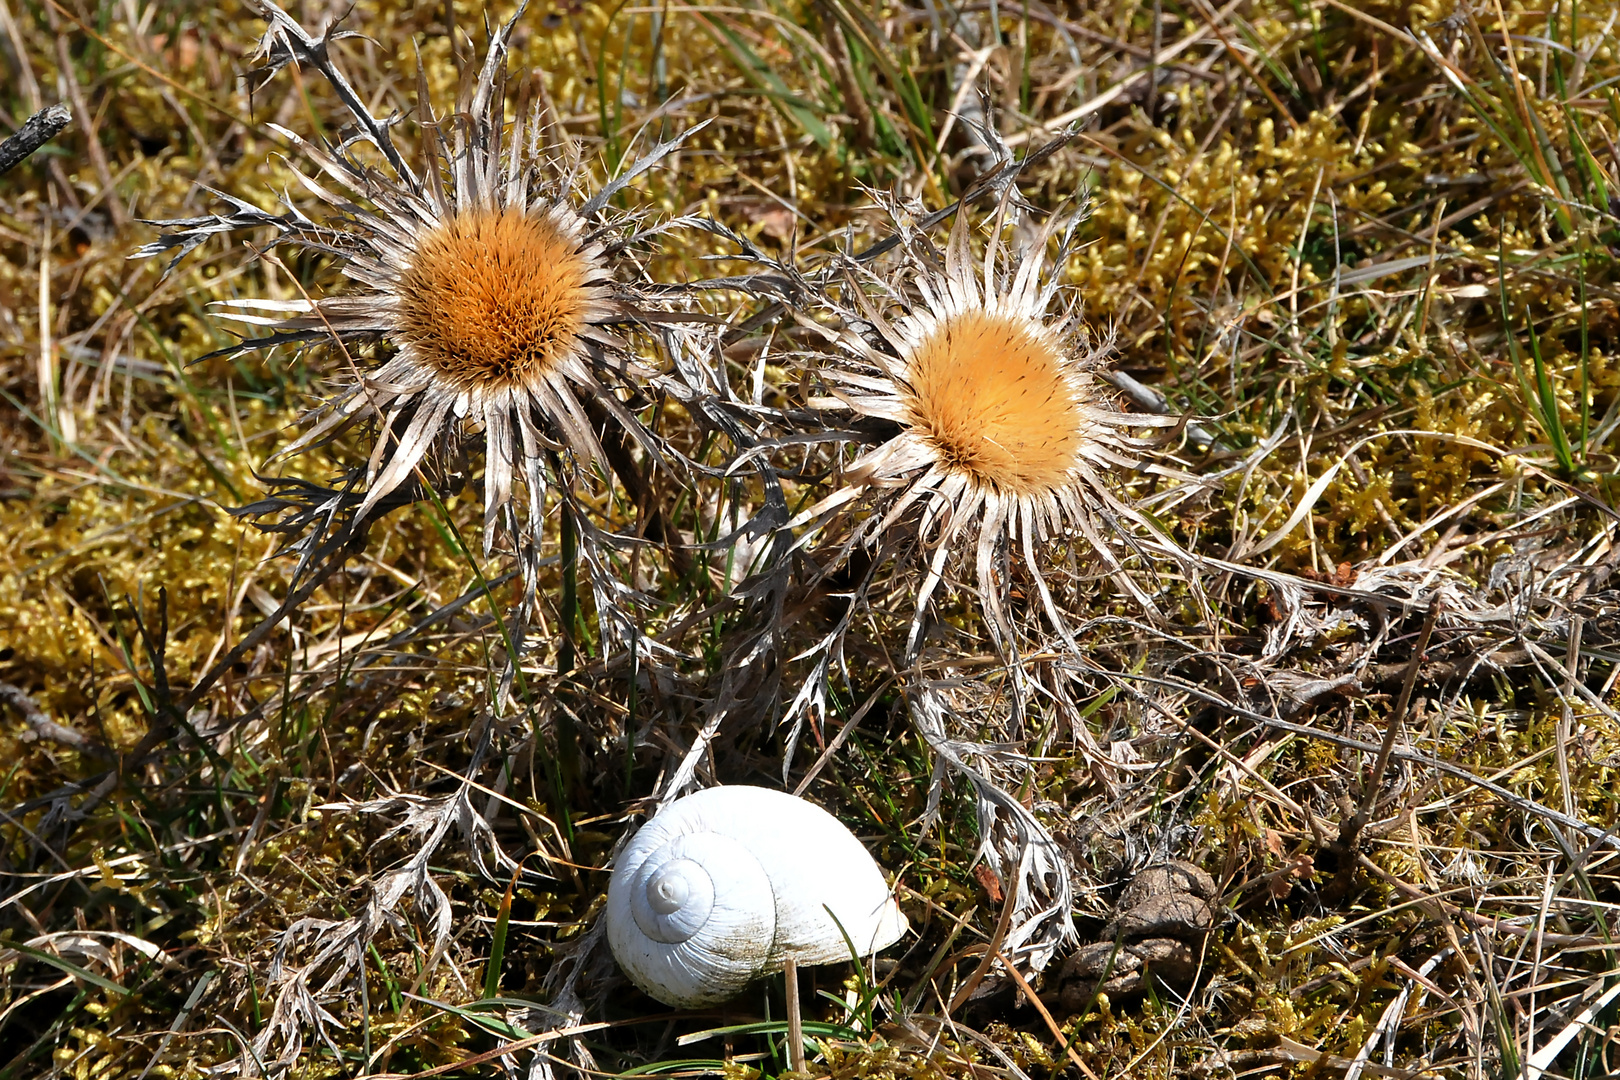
top-left (606, 786), bottom-right (909, 1008)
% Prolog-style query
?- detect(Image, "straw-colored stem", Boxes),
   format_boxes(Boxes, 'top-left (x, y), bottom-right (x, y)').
top-left (784, 956), bottom-right (805, 1074)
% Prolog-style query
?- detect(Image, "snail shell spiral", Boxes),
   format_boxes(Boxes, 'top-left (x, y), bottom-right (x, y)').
top-left (606, 786), bottom-right (909, 1008)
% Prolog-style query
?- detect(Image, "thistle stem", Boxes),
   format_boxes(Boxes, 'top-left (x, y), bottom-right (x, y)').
top-left (557, 500), bottom-right (581, 802)
top-left (559, 502), bottom-right (578, 677)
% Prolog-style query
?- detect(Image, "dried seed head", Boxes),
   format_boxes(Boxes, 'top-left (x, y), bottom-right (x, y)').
top-left (397, 209), bottom-right (596, 392)
top-left (802, 200), bottom-right (1194, 651)
top-left (144, 7), bottom-right (712, 557)
top-left (900, 311), bottom-right (1079, 496)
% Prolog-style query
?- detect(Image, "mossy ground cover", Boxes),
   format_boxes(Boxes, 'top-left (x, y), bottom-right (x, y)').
top-left (2, 0), bottom-right (1620, 1078)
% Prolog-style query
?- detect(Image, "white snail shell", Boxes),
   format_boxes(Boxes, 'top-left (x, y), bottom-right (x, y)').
top-left (606, 785), bottom-right (909, 1008)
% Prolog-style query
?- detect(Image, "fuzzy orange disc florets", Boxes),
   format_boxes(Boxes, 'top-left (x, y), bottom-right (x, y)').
top-left (397, 210), bottom-right (594, 391)
top-left (901, 311), bottom-right (1083, 495)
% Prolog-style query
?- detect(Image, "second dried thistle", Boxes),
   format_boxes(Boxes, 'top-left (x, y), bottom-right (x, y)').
top-left (793, 195), bottom-right (1195, 658)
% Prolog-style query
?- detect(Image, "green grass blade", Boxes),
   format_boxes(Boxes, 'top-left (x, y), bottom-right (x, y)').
top-left (823, 0), bottom-right (935, 148)
top-left (1495, 231), bottom-right (1576, 475)
top-left (691, 12), bottom-right (833, 148)
top-left (1524, 311), bottom-right (1576, 475)
top-left (595, 0), bottom-right (634, 172)
top-left (483, 867), bottom-right (520, 999)
top-left (404, 993), bottom-right (536, 1041)
top-left (7, 942), bottom-right (131, 995)
top-left (676, 1019), bottom-right (857, 1045)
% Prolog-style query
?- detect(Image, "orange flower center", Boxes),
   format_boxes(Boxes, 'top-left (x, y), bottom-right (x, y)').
top-left (901, 312), bottom-right (1082, 495)
top-left (397, 210), bottom-right (594, 390)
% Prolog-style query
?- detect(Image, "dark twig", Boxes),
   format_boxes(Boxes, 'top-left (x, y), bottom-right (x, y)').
top-left (1356, 599), bottom-right (1440, 825)
top-left (1323, 600), bottom-right (1438, 900)
top-left (0, 680), bottom-right (111, 758)
top-left (0, 104), bottom-right (71, 177)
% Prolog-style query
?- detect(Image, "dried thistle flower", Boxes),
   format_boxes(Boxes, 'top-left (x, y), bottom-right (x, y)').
top-left (139, 0), bottom-right (707, 553)
top-left (799, 196), bottom-right (1187, 654)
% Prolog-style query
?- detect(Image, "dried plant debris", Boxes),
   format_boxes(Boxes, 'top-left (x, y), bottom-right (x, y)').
top-left (4, 1), bottom-right (1620, 1079)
